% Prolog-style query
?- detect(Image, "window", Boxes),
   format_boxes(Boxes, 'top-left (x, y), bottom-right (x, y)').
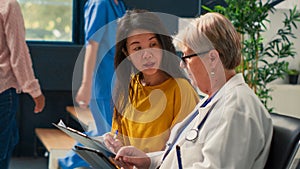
top-left (18, 0), bottom-right (73, 42)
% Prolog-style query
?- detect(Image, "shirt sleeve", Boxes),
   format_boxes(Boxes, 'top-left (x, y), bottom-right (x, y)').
top-left (5, 1), bottom-right (41, 98)
top-left (84, 0), bottom-right (108, 43)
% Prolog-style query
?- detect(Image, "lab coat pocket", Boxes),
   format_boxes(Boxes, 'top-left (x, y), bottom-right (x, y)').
top-left (181, 140), bottom-right (205, 168)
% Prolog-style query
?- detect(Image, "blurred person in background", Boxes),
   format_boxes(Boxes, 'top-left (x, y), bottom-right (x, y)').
top-left (59, 0), bottom-right (126, 168)
top-left (0, 0), bottom-right (45, 168)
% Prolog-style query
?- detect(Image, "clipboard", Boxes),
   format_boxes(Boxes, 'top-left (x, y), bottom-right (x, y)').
top-left (52, 121), bottom-right (114, 157)
top-left (73, 145), bottom-right (119, 169)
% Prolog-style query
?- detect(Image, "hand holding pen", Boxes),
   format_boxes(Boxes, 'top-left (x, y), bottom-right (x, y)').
top-left (104, 130), bottom-right (123, 153)
top-left (113, 130), bottom-right (118, 139)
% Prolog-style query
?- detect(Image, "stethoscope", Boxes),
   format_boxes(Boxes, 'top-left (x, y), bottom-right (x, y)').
top-left (185, 110), bottom-right (211, 142)
top-left (185, 98), bottom-right (218, 142)
top-left (161, 94), bottom-right (218, 162)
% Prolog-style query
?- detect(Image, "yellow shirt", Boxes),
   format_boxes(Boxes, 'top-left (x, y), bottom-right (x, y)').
top-left (112, 75), bottom-right (199, 152)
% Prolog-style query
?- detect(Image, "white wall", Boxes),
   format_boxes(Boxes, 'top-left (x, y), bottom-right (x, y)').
top-left (268, 0), bottom-right (300, 10)
top-left (268, 84), bottom-right (300, 117)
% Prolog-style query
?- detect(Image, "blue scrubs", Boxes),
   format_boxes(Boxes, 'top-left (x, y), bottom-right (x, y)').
top-left (86, 0), bottom-right (126, 135)
top-left (58, 0), bottom-right (125, 168)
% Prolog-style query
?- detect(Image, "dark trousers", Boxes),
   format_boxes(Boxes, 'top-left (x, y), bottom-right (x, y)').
top-left (0, 88), bottom-right (19, 169)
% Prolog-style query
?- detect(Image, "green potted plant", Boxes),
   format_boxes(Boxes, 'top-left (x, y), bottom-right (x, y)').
top-left (203, 0), bottom-right (300, 112)
top-left (287, 69), bottom-right (299, 84)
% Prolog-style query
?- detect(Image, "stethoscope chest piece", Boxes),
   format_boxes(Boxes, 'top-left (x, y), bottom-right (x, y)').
top-left (185, 128), bottom-right (199, 142)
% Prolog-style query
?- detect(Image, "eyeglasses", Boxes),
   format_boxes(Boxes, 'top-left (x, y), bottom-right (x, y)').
top-left (180, 51), bottom-right (210, 64)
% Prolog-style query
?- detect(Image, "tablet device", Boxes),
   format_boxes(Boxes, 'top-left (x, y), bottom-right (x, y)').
top-left (53, 121), bottom-right (114, 157)
top-left (74, 145), bottom-right (118, 169)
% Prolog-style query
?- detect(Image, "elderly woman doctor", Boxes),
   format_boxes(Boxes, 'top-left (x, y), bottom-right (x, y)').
top-left (114, 12), bottom-right (273, 169)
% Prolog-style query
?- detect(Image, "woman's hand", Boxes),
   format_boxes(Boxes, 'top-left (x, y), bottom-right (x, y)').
top-left (104, 132), bottom-right (123, 153)
top-left (115, 146), bottom-right (151, 169)
top-left (33, 94), bottom-right (45, 113)
top-left (76, 84), bottom-right (91, 108)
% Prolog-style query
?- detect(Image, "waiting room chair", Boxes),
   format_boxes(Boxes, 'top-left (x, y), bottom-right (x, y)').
top-left (264, 113), bottom-right (300, 169)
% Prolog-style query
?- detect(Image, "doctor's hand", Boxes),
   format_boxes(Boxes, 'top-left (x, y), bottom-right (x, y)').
top-left (104, 132), bottom-right (123, 153)
top-left (115, 146), bottom-right (150, 169)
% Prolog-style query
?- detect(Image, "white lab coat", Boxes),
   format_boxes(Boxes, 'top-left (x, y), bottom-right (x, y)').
top-left (150, 73), bottom-right (273, 169)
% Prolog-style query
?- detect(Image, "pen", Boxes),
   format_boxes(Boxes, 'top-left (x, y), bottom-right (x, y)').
top-left (176, 145), bottom-right (183, 169)
top-left (113, 130), bottom-right (118, 140)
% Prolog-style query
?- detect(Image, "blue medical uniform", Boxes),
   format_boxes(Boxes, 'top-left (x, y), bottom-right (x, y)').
top-left (87, 0), bottom-right (126, 135)
top-left (85, 0), bottom-right (126, 135)
top-left (58, 0), bottom-right (125, 168)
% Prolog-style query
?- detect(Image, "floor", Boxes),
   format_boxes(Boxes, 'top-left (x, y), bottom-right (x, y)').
top-left (293, 158), bottom-right (300, 169)
top-left (8, 157), bottom-right (300, 169)
top-left (9, 157), bottom-right (48, 169)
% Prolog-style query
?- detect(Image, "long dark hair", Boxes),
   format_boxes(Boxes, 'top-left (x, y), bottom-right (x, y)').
top-left (113, 9), bottom-right (186, 120)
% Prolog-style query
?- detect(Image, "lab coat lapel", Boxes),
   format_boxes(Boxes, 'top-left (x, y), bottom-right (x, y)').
top-left (176, 96), bottom-right (220, 146)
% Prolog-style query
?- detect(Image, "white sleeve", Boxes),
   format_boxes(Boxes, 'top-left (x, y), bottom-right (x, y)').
top-left (148, 151), bottom-right (164, 169)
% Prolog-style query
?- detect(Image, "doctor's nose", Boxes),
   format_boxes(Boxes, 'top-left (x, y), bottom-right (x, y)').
top-left (180, 60), bottom-right (187, 68)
